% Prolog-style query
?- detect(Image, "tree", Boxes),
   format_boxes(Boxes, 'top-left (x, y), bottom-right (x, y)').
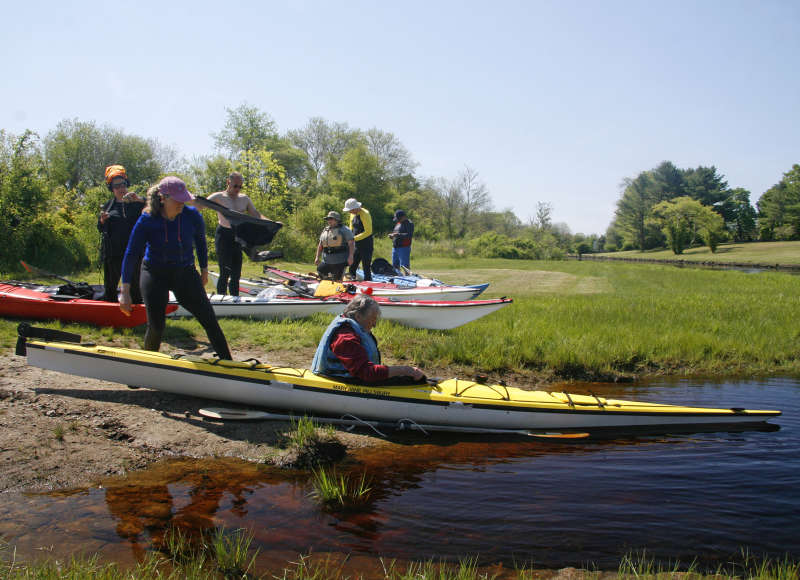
top-left (757, 164), bottom-right (800, 240)
top-left (236, 149), bottom-right (291, 219)
top-left (651, 196), bottom-right (725, 254)
top-left (717, 188), bottom-right (757, 241)
top-left (683, 165), bottom-right (729, 206)
top-left (532, 201), bottom-right (553, 230)
top-left (364, 128), bottom-right (417, 181)
top-left (328, 144), bottom-right (393, 231)
top-left (44, 119), bottom-right (163, 190)
top-left (615, 173), bottom-right (661, 250)
top-left (212, 103), bottom-right (278, 160)
top-left (287, 117), bottom-right (359, 186)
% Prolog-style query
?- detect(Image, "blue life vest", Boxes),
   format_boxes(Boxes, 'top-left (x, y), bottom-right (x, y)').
top-left (311, 315), bottom-right (381, 378)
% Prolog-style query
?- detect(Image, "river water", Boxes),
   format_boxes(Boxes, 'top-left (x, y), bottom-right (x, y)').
top-left (0, 378), bottom-right (797, 573)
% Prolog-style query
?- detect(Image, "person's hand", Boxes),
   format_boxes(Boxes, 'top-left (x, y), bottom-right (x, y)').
top-left (99, 211), bottom-right (109, 224)
top-left (118, 289), bottom-right (133, 316)
top-left (388, 233), bottom-right (397, 238)
top-left (389, 365), bottom-right (425, 381)
top-left (123, 192), bottom-right (143, 202)
top-left (347, 255), bottom-right (354, 266)
top-left (200, 268), bottom-right (209, 287)
top-left (314, 256), bottom-right (321, 265)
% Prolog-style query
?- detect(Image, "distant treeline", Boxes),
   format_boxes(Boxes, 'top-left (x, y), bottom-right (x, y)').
top-left (0, 104), bottom-right (579, 272)
top-left (1, 104), bottom-right (797, 272)
top-left (606, 161), bottom-right (800, 254)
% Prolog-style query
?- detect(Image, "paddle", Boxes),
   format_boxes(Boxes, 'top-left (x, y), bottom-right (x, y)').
top-left (20, 261), bottom-right (79, 286)
top-left (198, 407), bottom-right (590, 438)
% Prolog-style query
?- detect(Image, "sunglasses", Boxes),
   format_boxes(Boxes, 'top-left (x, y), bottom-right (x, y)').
top-left (230, 183), bottom-right (243, 189)
top-left (111, 181), bottom-right (127, 188)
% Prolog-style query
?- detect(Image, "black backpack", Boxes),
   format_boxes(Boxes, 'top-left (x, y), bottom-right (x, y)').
top-left (370, 258), bottom-right (397, 276)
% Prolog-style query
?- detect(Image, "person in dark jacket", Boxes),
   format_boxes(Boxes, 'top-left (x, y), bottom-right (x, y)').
top-left (312, 294), bottom-right (425, 383)
top-left (389, 209), bottom-right (414, 270)
top-left (119, 176), bottom-right (231, 359)
top-left (97, 165), bottom-right (145, 302)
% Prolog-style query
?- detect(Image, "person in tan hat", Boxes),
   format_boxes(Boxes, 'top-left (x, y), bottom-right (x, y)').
top-left (98, 165), bottom-right (145, 302)
top-left (343, 198), bottom-right (374, 281)
top-left (314, 210), bottom-right (355, 280)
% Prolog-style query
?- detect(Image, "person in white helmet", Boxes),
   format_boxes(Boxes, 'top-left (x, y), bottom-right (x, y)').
top-left (343, 197), bottom-right (374, 280)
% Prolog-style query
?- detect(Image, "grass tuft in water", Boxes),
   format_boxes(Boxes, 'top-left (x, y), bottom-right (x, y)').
top-left (309, 468), bottom-right (372, 510)
top-left (205, 526), bottom-right (258, 576)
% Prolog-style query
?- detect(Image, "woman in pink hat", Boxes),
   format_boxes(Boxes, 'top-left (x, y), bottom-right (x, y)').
top-left (119, 176), bottom-right (231, 359)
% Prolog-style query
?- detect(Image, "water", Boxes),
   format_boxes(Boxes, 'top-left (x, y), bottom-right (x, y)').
top-left (0, 378), bottom-right (797, 572)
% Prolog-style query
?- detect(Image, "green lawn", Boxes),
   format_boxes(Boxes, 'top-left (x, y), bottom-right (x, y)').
top-left (592, 240), bottom-right (800, 266)
top-left (3, 257), bottom-right (799, 382)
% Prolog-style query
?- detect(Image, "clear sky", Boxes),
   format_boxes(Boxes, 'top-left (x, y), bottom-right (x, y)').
top-left (2, 0), bottom-right (798, 235)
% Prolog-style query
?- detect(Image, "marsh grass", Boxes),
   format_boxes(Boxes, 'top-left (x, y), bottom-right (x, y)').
top-left (287, 415), bottom-right (320, 448)
top-left (3, 258), bottom-right (799, 381)
top-left (158, 525), bottom-right (257, 577)
top-left (308, 468), bottom-right (372, 510)
top-left (1, 543), bottom-right (797, 580)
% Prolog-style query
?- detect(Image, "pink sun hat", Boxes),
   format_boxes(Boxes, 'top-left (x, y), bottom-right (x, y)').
top-left (158, 176), bottom-right (194, 202)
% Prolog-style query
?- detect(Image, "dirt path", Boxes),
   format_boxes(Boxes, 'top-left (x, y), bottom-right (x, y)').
top-left (0, 350), bottom-right (377, 493)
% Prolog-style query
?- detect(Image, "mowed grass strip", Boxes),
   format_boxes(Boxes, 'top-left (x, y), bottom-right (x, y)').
top-left (592, 240), bottom-right (800, 266)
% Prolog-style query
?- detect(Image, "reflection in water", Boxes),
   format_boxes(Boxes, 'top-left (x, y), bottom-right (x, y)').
top-left (0, 378), bottom-right (797, 572)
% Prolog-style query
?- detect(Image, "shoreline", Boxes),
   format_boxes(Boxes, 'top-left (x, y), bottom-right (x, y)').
top-left (573, 253), bottom-right (800, 271)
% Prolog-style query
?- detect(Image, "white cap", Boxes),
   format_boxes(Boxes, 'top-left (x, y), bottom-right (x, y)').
top-left (343, 198), bottom-right (362, 211)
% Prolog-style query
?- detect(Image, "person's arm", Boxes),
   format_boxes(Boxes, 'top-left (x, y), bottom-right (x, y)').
top-left (330, 331), bottom-right (389, 382)
top-left (347, 239), bottom-right (355, 265)
top-left (119, 215), bottom-right (148, 313)
top-left (315, 240), bottom-right (323, 265)
top-left (352, 210), bottom-right (372, 242)
top-left (331, 329), bottom-right (425, 382)
top-left (244, 197), bottom-right (268, 220)
top-left (191, 210), bottom-right (209, 287)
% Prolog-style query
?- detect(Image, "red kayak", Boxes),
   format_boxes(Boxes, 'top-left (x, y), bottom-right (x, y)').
top-left (0, 281), bottom-right (175, 328)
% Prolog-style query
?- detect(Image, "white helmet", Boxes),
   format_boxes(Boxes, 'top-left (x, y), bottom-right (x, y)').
top-left (343, 198), bottom-right (362, 211)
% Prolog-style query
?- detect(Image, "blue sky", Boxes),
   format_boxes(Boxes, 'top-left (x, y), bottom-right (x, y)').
top-left (2, 0), bottom-right (798, 235)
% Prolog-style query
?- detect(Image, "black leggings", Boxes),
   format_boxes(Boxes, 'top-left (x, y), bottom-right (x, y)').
top-left (103, 256), bottom-right (142, 303)
top-left (348, 238), bottom-right (373, 281)
top-left (140, 263), bottom-right (231, 359)
top-left (215, 226), bottom-right (243, 296)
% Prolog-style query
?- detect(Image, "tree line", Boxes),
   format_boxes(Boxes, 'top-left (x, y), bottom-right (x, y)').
top-left (2, 104), bottom-right (797, 273)
top-left (0, 104), bottom-right (579, 273)
top-left (607, 161), bottom-right (800, 254)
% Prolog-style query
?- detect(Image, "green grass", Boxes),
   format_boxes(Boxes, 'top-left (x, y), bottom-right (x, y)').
top-left (593, 240), bottom-right (800, 266)
top-left (3, 257), bottom-right (800, 381)
top-left (308, 468), bottom-right (372, 510)
top-left (3, 545), bottom-right (797, 580)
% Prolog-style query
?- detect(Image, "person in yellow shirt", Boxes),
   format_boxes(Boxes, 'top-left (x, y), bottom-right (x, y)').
top-left (343, 198), bottom-right (374, 280)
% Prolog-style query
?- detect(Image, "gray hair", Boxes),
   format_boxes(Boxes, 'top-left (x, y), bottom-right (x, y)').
top-left (343, 294), bottom-right (380, 320)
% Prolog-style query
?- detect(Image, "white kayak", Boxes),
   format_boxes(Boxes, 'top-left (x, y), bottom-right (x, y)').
top-left (169, 291), bottom-right (512, 330)
top-left (209, 271), bottom-right (485, 302)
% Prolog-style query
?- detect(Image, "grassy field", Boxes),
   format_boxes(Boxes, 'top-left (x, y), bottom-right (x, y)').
top-left (2, 256), bottom-right (799, 382)
top-left (592, 240), bottom-right (800, 266)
